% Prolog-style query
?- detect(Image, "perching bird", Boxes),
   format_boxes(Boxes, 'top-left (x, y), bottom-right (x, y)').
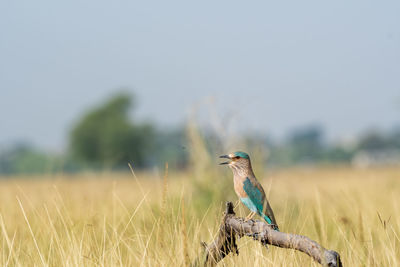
top-left (220, 151), bottom-right (279, 230)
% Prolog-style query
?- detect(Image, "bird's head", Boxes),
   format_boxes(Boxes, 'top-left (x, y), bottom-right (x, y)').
top-left (219, 151), bottom-right (252, 172)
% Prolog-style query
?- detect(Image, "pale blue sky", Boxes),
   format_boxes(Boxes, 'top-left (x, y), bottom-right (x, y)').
top-left (1, 1), bottom-right (399, 150)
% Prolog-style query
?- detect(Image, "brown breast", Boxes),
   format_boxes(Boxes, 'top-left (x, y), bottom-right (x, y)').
top-left (233, 176), bottom-right (248, 198)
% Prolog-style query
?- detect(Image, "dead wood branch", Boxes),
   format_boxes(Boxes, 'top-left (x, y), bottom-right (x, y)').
top-left (194, 202), bottom-right (342, 267)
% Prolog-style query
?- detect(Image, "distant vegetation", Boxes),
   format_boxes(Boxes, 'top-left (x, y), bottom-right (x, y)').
top-left (0, 93), bottom-right (399, 175)
top-left (69, 93), bottom-right (154, 170)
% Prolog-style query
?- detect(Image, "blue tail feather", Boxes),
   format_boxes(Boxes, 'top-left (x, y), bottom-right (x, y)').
top-left (263, 214), bottom-right (272, 224)
top-left (262, 213), bottom-right (279, 231)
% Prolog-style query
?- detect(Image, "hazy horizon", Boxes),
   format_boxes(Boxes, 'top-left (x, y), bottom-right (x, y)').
top-left (1, 1), bottom-right (399, 150)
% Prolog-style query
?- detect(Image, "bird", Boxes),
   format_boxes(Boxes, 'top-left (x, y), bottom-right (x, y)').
top-left (219, 151), bottom-right (279, 231)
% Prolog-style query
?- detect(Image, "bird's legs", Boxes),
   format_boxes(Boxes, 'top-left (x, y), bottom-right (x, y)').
top-left (245, 212), bottom-right (256, 221)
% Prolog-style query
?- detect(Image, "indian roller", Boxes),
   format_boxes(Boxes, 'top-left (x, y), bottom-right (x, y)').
top-left (220, 151), bottom-right (279, 231)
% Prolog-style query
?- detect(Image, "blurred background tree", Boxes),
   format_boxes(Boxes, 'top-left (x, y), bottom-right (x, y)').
top-left (0, 143), bottom-right (61, 175)
top-left (287, 125), bottom-right (324, 164)
top-left (69, 93), bottom-right (155, 170)
top-left (153, 127), bottom-right (188, 170)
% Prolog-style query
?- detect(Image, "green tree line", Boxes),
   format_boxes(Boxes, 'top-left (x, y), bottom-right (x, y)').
top-left (0, 93), bottom-right (399, 175)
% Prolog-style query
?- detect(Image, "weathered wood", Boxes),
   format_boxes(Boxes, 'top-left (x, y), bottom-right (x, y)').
top-left (194, 202), bottom-right (342, 267)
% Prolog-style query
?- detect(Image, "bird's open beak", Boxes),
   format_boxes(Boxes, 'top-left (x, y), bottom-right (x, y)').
top-left (219, 155), bottom-right (231, 165)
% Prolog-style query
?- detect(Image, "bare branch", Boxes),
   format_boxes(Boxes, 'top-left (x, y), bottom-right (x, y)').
top-left (195, 202), bottom-right (342, 267)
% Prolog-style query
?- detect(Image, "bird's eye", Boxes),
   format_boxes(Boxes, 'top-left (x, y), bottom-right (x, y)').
top-left (233, 156), bottom-right (240, 160)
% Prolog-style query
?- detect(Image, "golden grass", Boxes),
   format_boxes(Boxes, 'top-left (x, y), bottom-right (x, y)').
top-left (0, 167), bottom-right (399, 266)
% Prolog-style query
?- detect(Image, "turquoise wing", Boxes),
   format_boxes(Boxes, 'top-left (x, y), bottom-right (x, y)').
top-left (242, 178), bottom-right (273, 225)
top-left (240, 197), bottom-right (258, 213)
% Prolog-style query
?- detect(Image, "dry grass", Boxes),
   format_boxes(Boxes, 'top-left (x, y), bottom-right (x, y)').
top-left (0, 167), bottom-right (399, 266)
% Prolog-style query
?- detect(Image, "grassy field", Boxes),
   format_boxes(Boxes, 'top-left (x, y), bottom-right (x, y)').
top-left (0, 166), bottom-right (399, 266)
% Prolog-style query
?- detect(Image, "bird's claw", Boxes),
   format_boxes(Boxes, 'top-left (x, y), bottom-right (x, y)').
top-left (244, 212), bottom-right (256, 222)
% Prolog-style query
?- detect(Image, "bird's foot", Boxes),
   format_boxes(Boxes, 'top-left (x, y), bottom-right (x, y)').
top-left (244, 212), bottom-right (256, 222)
